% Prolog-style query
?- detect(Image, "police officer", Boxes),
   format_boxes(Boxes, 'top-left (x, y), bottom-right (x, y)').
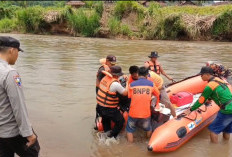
top-left (0, 36), bottom-right (40, 156)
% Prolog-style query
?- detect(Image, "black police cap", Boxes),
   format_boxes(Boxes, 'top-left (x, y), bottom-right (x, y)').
top-left (0, 36), bottom-right (24, 52)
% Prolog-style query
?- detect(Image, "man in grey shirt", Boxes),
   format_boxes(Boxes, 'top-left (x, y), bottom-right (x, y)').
top-left (0, 36), bottom-right (40, 157)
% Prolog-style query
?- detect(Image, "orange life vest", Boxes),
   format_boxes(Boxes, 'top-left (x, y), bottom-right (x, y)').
top-left (96, 71), bottom-right (119, 108)
top-left (96, 64), bottom-right (110, 85)
top-left (145, 61), bottom-right (160, 75)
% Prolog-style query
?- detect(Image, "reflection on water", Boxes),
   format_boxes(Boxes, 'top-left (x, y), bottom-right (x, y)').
top-left (1, 33), bottom-right (232, 157)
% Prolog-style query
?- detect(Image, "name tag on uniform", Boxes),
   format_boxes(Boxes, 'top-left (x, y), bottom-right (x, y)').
top-left (133, 88), bottom-right (150, 94)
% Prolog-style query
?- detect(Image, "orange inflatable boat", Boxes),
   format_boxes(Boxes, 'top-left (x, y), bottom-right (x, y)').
top-left (166, 75), bottom-right (207, 96)
top-left (147, 75), bottom-right (232, 152)
top-left (96, 75), bottom-right (207, 132)
top-left (148, 102), bottom-right (219, 152)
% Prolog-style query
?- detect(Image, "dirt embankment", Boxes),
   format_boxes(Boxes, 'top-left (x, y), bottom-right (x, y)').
top-left (1, 2), bottom-right (232, 41)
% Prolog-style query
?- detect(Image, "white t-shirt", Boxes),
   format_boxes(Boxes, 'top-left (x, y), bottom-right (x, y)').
top-left (110, 82), bottom-right (125, 95)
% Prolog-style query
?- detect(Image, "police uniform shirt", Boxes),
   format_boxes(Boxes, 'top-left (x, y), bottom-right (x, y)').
top-left (0, 59), bottom-right (33, 138)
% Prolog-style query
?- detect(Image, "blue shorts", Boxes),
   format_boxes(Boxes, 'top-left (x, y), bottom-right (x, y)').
top-left (126, 116), bottom-right (152, 133)
top-left (208, 111), bottom-right (232, 134)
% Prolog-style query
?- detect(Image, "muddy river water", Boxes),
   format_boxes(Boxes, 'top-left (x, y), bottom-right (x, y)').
top-left (1, 33), bottom-right (232, 157)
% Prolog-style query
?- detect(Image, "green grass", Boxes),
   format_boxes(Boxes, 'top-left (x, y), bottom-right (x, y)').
top-left (121, 24), bottom-right (132, 36)
top-left (0, 5), bottom-right (20, 20)
top-left (114, 1), bottom-right (146, 20)
top-left (212, 10), bottom-right (232, 40)
top-left (66, 9), bottom-right (100, 37)
top-left (108, 17), bottom-right (121, 35)
top-left (0, 2), bottom-right (232, 40)
top-left (0, 18), bottom-right (17, 33)
top-left (16, 6), bottom-right (45, 33)
top-left (160, 5), bottom-right (232, 16)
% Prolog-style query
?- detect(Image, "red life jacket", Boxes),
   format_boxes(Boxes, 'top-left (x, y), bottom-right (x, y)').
top-left (96, 71), bottom-right (119, 108)
top-left (145, 61), bottom-right (160, 75)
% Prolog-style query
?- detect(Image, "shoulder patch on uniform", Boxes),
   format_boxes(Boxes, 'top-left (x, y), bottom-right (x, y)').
top-left (14, 75), bottom-right (22, 87)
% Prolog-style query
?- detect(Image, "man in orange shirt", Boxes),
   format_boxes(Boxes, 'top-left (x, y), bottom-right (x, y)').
top-left (126, 67), bottom-right (160, 142)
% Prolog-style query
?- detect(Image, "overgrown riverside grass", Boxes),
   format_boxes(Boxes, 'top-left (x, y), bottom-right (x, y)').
top-left (114, 1), bottom-right (146, 20)
top-left (160, 5), bottom-right (232, 16)
top-left (211, 10), bottom-right (232, 40)
top-left (108, 17), bottom-right (133, 37)
top-left (17, 6), bottom-right (45, 33)
top-left (0, 2), bottom-right (232, 40)
top-left (66, 9), bottom-right (100, 37)
top-left (0, 18), bottom-right (17, 33)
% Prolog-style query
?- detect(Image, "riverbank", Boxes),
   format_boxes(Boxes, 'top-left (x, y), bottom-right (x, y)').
top-left (1, 1), bottom-right (232, 41)
top-left (5, 33), bottom-right (232, 157)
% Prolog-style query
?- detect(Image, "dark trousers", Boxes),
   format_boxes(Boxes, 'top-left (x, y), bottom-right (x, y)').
top-left (96, 105), bottom-right (125, 138)
top-left (0, 135), bottom-right (40, 157)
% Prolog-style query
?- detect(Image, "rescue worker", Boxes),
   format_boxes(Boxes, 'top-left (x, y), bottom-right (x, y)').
top-left (206, 61), bottom-right (231, 79)
top-left (127, 66), bottom-right (176, 117)
top-left (126, 66), bottom-right (160, 143)
top-left (148, 71), bottom-right (176, 117)
top-left (186, 66), bottom-right (232, 143)
top-left (144, 51), bottom-right (174, 82)
top-left (96, 66), bottom-right (128, 138)
top-left (0, 36), bottom-right (40, 156)
top-left (96, 55), bottom-right (116, 93)
top-left (128, 65), bottom-right (139, 84)
top-left (94, 55), bottom-right (117, 129)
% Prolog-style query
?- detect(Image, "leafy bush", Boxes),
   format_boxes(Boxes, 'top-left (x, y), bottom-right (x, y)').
top-left (121, 24), bottom-right (132, 36)
top-left (94, 1), bottom-right (104, 17)
top-left (0, 18), bottom-right (17, 33)
top-left (212, 10), bottom-right (232, 40)
top-left (114, 1), bottom-right (146, 19)
top-left (108, 17), bottom-right (121, 35)
top-left (148, 2), bottom-right (161, 16)
top-left (0, 5), bottom-right (20, 20)
top-left (149, 14), bottom-right (186, 40)
top-left (67, 9), bottom-right (100, 37)
top-left (16, 6), bottom-right (45, 33)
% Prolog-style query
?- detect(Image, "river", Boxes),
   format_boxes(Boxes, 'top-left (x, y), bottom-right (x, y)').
top-left (1, 33), bottom-right (232, 157)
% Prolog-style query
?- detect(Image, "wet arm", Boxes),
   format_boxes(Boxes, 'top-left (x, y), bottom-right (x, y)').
top-left (160, 66), bottom-right (173, 81)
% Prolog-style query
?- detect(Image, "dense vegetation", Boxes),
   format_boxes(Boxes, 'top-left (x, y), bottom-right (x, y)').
top-left (0, 1), bottom-right (232, 41)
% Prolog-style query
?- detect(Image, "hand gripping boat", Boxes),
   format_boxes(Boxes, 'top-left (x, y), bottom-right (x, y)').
top-left (147, 75), bottom-right (232, 152)
top-left (96, 75), bottom-right (207, 132)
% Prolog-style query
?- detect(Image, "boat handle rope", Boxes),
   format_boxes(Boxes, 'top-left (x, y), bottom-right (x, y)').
top-left (177, 102), bottom-right (210, 121)
top-left (176, 111), bottom-right (197, 121)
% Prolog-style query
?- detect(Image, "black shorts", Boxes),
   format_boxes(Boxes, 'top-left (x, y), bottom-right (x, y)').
top-left (0, 135), bottom-right (40, 157)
